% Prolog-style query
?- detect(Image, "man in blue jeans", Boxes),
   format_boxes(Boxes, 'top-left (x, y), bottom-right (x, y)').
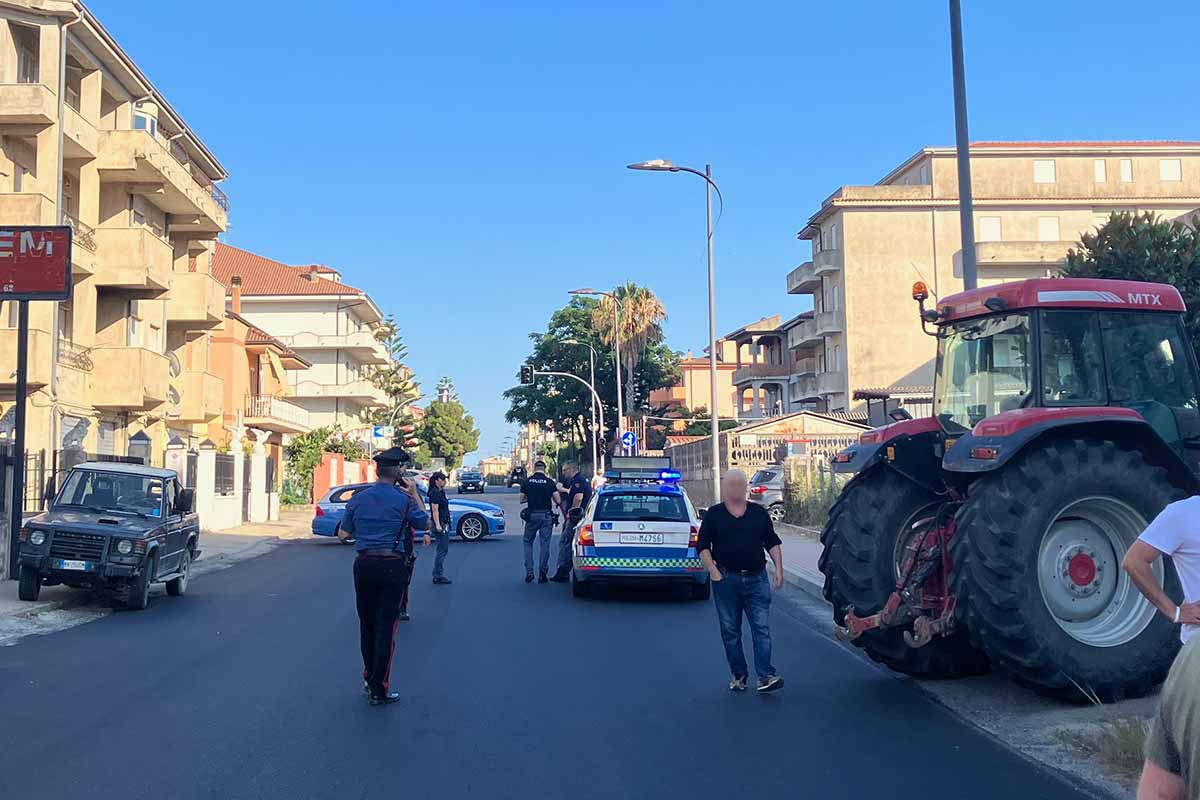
top-left (427, 471), bottom-right (452, 585)
top-left (697, 469), bottom-right (785, 693)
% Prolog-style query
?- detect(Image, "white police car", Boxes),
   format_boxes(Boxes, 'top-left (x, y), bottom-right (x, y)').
top-left (570, 457), bottom-right (710, 600)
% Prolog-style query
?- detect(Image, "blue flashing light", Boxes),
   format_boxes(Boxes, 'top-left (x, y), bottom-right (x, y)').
top-left (658, 470), bottom-right (682, 481)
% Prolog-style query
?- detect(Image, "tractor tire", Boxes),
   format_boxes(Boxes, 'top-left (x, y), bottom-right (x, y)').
top-left (819, 466), bottom-right (989, 678)
top-left (952, 438), bottom-right (1184, 701)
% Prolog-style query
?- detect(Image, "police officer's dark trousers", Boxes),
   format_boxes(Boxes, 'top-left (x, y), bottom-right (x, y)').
top-left (353, 554), bottom-right (411, 697)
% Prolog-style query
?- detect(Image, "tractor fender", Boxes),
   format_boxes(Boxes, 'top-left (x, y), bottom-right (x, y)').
top-left (943, 407), bottom-right (1200, 491)
top-left (831, 417), bottom-right (944, 492)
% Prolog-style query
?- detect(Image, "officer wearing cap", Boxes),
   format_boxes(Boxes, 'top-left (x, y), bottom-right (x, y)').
top-left (427, 471), bottom-right (452, 585)
top-left (520, 459), bottom-right (561, 583)
top-left (550, 461), bottom-right (591, 582)
top-left (337, 446), bottom-right (429, 706)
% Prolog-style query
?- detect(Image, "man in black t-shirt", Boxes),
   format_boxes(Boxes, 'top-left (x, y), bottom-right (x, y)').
top-left (520, 459), bottom-right (561, 583)
top-left (697, 468), bottom-right (785, 693)
top-left (550, 461), bottom-right (591, 582)
top-left (428, 472), bottom-right (452, 585)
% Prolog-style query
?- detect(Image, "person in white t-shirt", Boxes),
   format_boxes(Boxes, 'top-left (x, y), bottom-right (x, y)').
top-left (1124, 496), bottom-right (1200, 643)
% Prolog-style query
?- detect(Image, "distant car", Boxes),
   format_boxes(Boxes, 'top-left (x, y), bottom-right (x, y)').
top-left (403, 470), bottom-right (430, 493)
top-left (312, 483), bottom-right (505, 542)
top-left (507, 466), bottom-right (527, 488)
top-left (570, 462), bottom-right (709, 600)
top-left (17, 462), bottom-right (199, 610)
top-left (457, 470), bottom-right (485, 494)
top-left (748, 466), bottom-right (785, 523)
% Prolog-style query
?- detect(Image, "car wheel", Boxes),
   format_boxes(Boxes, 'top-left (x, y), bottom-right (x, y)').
top-left (126, 555), bottom-right (155, 611)
top-left (768, 503), bottom-right (785, 524)
top-left (166, 549), bottom-right (191, 597)
top-left (457, 514), bottom-right (487, 542)
top-left (18, 564), bottom-right (40, 601)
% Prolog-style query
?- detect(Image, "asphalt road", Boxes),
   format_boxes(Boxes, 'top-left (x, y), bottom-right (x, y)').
top-left (0, 487), bottom-right (1098, 800)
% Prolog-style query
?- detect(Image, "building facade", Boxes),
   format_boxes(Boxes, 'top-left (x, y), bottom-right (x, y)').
top-left (647, 338), bottom-right (738, 423)
top-left (0, 1), bottom-right (228, 468)
top-left (788, 141), bottom-right (1200, 412)
top-left (211, 244), bottom-right (389, 444)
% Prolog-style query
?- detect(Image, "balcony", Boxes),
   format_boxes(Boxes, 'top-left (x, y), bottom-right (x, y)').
top-left (0, 192), bottom-right (54, 225)
top-left (165, 272), bottom-right (225, 328)
top-left (289, 379), bottom-right (387, 406)
top-left (786, 261), bottom-right (819, 294)
top-left (813, 249), bottom-right (840, 275)
top-left (97, 130), bottom-right (227, 232)
top-left (89, 347), bottom-right (169, 409)
top-left (732, 362), bottom-right (791, 385)
top-left (276, 331), bottom-right (389, 363)
top-left (61, 213), bottom-right (97, 275)
top-left (976, 240), bottom-right (1073, 268)
top-left (244, 395), bottom-right (312, 434)
top-left (63, 105), bottom-right (98, 158)
top-left (790, 310), bottom-right (843, 349)
top-left (171, 370), bottom-right (223, 423)
top-left (0, 83), bottom-right (56, 126)
top-left (93, 227), bottom-right (172, 295)
top-left (817, 370), bottom-right (846, 396)
top-left (0, 327), bottom-right (52, 388)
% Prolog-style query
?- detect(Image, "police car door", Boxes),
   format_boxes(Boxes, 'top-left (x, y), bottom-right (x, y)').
top-left (591, 489), bottom-right (693, 562)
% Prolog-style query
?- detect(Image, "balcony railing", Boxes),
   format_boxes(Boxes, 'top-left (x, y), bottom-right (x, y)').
top-left (246, 395), bottom-right (311, 429)
top-left (732, 362), bottom-right (792, 384)
top-left (156, 130), bottom-right (230, 213)
top-left (56, 340), bottom-right (94, 371)
top-left (62, 213), bottom-right (97, 253)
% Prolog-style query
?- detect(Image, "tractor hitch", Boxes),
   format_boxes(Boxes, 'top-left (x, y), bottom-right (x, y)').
top-left (835, 594), bottom-right (904, 642)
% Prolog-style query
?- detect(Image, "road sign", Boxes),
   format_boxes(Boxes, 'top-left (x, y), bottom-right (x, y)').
top-left (0, 226), bottom-right (72, 300)
top-left (620, 431), bottom-right (637, 449)
top-left (372, 425), bottom-right (394, 439)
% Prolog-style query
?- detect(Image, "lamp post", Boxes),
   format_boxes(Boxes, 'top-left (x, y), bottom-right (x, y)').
top-left (627, 159), bottom-right (724, 503)
top-left (569, 288), bottom-right (625, 455)
top-left (562, 338), bottom-right (602, 473)
top-left (948, 0), bottom-right (977, 290)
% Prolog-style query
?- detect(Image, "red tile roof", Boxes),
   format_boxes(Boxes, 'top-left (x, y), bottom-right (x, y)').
top-left (971, 140), bottom-right (1200, 149)
top-left (665, 435), bottom-right (706, 448)
top-left (213, 243), bottom-right (363, 297)
top-left (226, 311), bottom-right (312, 367)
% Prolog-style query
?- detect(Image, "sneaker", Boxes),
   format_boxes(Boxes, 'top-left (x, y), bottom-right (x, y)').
top-left (432, 576), bottom-right (452, 585)
top-left (538, 573), bottom-right (549, 584)
top-left (525, 573), bottom-right (535, 584)
top-left (549, 572), bottom-right (570, 583)
top-left (729, 676), bottom-right (748, 692)
top-left (362, 680), bottom-right (370, 697)
top-left (757, 675), bottom-right (784, 693)
top-left (369, 691), bottom-right (401, 706)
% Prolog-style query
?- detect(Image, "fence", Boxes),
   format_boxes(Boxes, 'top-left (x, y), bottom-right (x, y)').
top-left (215, 454), bottom-right (236, 496)
top-left (265, 455), bottom-right (276, 493)
top-left (782, 458), bottom-right (850, 527)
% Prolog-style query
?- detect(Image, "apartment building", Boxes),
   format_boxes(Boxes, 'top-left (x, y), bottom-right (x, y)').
top-left (647, 338), bottom-right (738, 423)
top-left (211, 244), bottom-right (389, 444)
top-left (787, 141), bottom-right (1200, 412)
top-left (0, 1), bottom-right (228, 464)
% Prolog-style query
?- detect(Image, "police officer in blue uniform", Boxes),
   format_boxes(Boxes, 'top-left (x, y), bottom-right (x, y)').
top-left (520, 459), bottom-right (560, 583)
top-left (338, 447), bottom-right (430, 706)
top-left (550, 461), bottom-right (591, 582)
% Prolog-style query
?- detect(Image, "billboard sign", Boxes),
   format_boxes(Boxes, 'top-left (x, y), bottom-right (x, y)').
top-left (0, 226), bottom-right (72, 301)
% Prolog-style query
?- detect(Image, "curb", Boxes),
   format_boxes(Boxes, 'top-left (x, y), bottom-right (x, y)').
top-left (192, 536), bottom-right (283, 576)
top-left (9, 594), bottom-right (88, 619)
top-left (768, 561), bottom-right (827, 603)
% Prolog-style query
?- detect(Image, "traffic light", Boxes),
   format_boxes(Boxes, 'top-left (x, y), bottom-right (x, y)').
top-left (519, 364), bottom-right (534, 384)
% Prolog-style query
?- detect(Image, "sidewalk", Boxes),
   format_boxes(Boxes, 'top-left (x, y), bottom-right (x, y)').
top-left (0, 509), bottom-right (313, 629)
top-left (771, 522), bottom-right (826, 602)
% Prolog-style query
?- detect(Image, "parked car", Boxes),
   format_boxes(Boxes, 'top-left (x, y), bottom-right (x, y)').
top-left (748, 466), bottom-right (785, 523)
top-left (17, 462), bottom-right (200, 610)
top-left (312, 483), bottom-right (505, 542)
top-left (403, 470), bottom-right (430, 493)
top-left (507, 466), bottom-right (527, 488)
top-left (457, 470), bottom-right (485, 494)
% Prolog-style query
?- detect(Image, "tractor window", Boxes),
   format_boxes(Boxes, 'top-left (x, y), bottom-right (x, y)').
top-left (934, 313), bottom-right (1032, 432)
top-left (1100, 313), bottom-right (1199, 412)
top-left (1040, 311), bottom-right (1106, 406)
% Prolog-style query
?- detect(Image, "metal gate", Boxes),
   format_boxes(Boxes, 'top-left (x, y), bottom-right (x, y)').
top-left (185, 450), bottom-right (198, 489)
top-left (242, 455), bottom-right (252, 521)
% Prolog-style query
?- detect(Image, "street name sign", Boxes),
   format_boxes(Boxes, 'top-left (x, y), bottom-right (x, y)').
top-left (0, 226), bottom-right (72, 300)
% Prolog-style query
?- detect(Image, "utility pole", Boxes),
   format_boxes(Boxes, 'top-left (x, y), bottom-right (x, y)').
top-left (949, 0), bottom-right (978, 290)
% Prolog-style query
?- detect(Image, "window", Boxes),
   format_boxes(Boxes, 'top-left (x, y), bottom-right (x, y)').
top-left (1037, 217), bottom-right (1061, 242)
top-left (13, 24), bottom-right (39, 84)
top-left (978, 216), bottom-right (1002, 242)
top-left (13, 165), bottom-right (26, 192)
top-left (828, 223), bottom-right (839, 250)
top-left (832, 344), bottom-right (841, 372)
top-left (919, 164), bottom-right (931, 184)
top-left (57, 299), bottom-right (73, 346)
top-left (1093, 159), bottom-right (1107, 182)
top-left (1034, 160), bottom-right (1056, 184)
top-left (934, 313), bottom-right (1033, 431)
top-left (593, 492), bottom-right (689, 522)
top-left (133, 112), bottom-right (157, 138)
top-left (1041, 311), bottom-right (1106, 405)
top-left (127, 300), bottom-right (143, 347)
top-left (1160, 159), bottom-right (1183, 182)
top-left (55, 470), bottom-right (164, 517)
top-left (1120, 159), bottom-right (1133, 183)
top-left (1101, 313), bottom-right (1199, 410)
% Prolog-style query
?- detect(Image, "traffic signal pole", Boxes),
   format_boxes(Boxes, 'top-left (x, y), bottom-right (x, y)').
top-left (949, 0), bottom-right (978, 291)
top-left (8, 300), bottom-right (29, 579)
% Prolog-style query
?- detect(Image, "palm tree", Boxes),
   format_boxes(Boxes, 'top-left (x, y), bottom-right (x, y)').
top-left (591, 283), bottom-right (667, 423)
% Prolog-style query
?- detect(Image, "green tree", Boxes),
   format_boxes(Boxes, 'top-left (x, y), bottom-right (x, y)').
top-left (283, 426), bottom-right (369, 502)
top-left (420, 399), bottom-right (480, 468)
top-left (367, 315), bottom-right (420, 427)
top-left (591, 283), bottom-right (669, 419)
top-left (1063, 211), bottom-right (1200, 351)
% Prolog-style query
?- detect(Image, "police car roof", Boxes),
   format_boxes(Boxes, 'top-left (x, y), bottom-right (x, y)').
top-left (73, 461), bottom-right (177, 479)
top-left (598, 481), bottom-right (682, 494)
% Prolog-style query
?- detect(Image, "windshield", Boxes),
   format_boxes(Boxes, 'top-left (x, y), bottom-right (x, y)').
top-left (55, 470), bottom-right (165, 517)
top-left (934, 312), bottom-right (1033, 432)
top-left (593, 492), bottom-right (690, 522)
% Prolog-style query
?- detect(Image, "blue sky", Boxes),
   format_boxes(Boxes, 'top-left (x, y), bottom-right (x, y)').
top-left (90, 0), bottom-right (1200, 460)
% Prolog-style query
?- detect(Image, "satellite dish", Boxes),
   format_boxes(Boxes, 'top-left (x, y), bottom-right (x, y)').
top-left (167, 351), bottom-right (182, 377)
top-left (168, 386), bottom-right (181, 408)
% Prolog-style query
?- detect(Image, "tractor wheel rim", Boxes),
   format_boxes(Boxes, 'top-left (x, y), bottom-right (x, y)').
top-left (1036, 496), bottom-right (1159, 648)
top-left (892, 502), bottom-right (942, 583)
top-left (462, 518), bottom-right (484, 539)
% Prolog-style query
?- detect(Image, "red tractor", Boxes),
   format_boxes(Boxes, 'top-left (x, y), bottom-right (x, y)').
top-left (819, 277), bottom-right (1197, 700)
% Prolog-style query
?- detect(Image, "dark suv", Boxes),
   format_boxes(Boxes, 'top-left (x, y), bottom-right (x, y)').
top-left (18, 462), bottom-right (200, 610)
top-left (458, 470), bottom-right (485, 494)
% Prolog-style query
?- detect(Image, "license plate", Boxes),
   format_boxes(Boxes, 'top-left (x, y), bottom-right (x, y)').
top-left (56, 559), bottom-right (91, 572)
top-left (620, 533), bottom-right (664, 544)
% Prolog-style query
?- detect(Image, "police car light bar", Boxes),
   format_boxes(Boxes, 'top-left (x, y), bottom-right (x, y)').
top-left (603, 456), bottom-right (680, 485)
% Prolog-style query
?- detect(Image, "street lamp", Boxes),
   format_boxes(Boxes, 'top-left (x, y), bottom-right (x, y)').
top-left (569, 288), bottom-right (625, 454)
top-left (562, 338), bottom-right (602, 473)
top-left (628, 158), bottom-right (724, 503)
